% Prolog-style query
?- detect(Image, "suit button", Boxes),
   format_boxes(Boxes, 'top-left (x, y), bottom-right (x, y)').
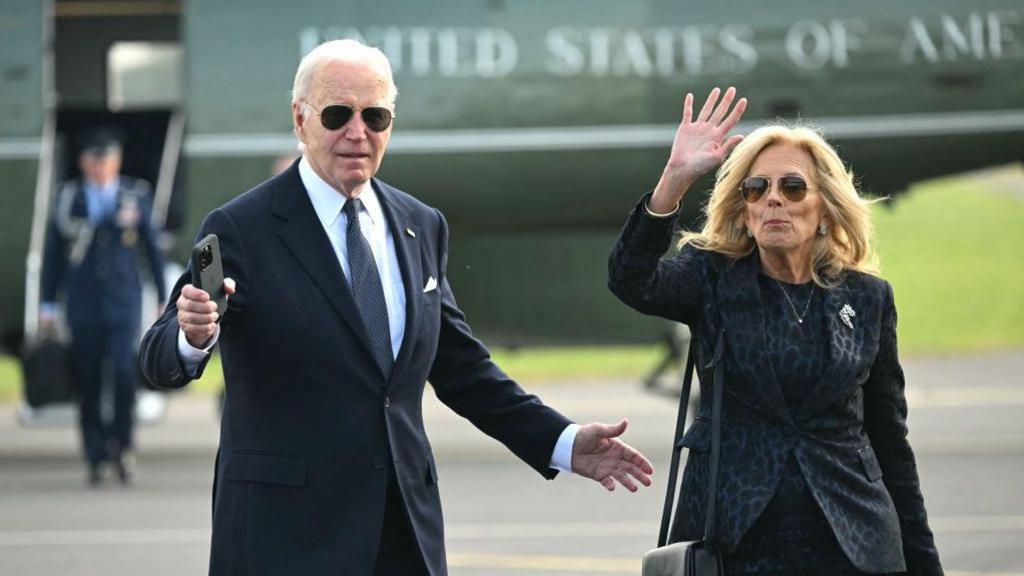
top-left (384, 396), bottom-right (390, 408)
top-left (372, 457), bottom-right (386, 470)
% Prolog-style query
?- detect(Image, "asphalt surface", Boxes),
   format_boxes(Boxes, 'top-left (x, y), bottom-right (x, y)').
top-left (1, 350), bottom-right (1022, 575)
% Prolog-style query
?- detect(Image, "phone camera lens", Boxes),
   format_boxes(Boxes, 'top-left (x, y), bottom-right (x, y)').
top-left (200, 245), bottom-right (213, 269)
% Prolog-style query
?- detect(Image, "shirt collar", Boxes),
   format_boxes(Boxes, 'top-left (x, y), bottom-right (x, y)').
top-left (298, 156), bottom-right (383, 229)
top-left (85, 178), bottom-right (119, 198)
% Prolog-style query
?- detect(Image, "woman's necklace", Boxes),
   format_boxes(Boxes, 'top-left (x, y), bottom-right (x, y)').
top-left (773, 278), bottom-right (815, 324)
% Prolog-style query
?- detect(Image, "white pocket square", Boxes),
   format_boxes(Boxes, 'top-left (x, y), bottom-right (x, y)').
top-left (423, 276), bottom-right (438, 293)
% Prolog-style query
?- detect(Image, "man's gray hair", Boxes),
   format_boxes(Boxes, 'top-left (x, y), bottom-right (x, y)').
top-left (291, 39), bottom-right (398, 109)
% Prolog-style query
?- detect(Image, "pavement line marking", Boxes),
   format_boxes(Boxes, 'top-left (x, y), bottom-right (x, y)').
top-left (5, 514), bottom-right (1019, 547)
top-left (912, 436), bottom-right (1024, 454)
top-left (930, 515), bottom-right (1024, 532)
top-left (907, 385), bottom-right (1024, 409)
top-left (447, 521), bottom-right (653, 540)
top-left (0, 529), bottom-right (208, 547)
top-left (0, 529), bottom-right (1022, 576)
top-left (946, 569), bottom-right (1024, 573)
top-left (447, 552), bottom-right (636, 573)
top-left (449, 553), bottom-right (1024, 575)
top-left (0, 515), bottom-right (1021, 547)
top-left (447, 515), bottom-right (1024, 539)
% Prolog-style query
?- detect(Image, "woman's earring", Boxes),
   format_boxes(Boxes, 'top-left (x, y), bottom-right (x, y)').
top-left (818, 223), bottom-right (829, 236)
top-left (746, 228), bottom-right (754, 238)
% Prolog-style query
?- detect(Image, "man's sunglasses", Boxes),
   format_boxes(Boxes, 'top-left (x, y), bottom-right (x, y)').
top-left (304, 101), bottom-right (394, 133)
top-left (739, 175), bottom-right (809, 203)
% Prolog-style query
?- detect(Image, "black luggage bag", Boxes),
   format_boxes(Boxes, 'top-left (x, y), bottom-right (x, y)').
top-left (21, 337), bottom-right (76, 407)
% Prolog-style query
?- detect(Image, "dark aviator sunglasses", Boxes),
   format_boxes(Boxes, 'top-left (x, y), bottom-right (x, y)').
top-left (304, 101), bottom-right (394, 133)
top-left (739, 175), bottom-right (809, 203)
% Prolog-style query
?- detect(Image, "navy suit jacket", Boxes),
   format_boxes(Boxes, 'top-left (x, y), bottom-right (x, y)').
top-left (608, 195), bottom-right (942, 574)
top-left (140, 163), bottom-right (571, 576)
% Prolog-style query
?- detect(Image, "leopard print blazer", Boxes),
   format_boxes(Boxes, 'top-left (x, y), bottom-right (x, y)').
top-left (608, 194), bottom-right (943, 575)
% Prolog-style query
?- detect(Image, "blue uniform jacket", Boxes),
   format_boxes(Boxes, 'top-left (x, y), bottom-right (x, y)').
top-left (42, 176), bottom-right (166, 327)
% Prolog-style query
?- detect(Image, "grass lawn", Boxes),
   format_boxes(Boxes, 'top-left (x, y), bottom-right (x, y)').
top-left (0, 346), bottom-right (662, 402)
top-left (873, 167), bottom-right (1024, 354)
top-left (0, 358), bottom-right (20, 403)
top-left (1, 166), bottom-right (1020, 401)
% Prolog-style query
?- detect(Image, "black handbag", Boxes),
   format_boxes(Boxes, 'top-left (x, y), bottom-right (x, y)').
top-left (642, 330), bottom-right (726, 576)
top-left (21, 334), bottom-right (76, 408)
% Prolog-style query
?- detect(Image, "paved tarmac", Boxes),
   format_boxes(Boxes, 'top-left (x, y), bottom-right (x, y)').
top-left (1, 350), bottom-right (1022, 575)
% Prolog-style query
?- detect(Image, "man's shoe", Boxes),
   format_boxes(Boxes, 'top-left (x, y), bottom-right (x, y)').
top-left (114, 451), bottom-right (136, 485)
top-left (87, 463), bottom-right (105, 487)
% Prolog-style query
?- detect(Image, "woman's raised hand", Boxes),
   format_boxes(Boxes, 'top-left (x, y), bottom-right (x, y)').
top-left (650, 87), bottom-right (747, 213)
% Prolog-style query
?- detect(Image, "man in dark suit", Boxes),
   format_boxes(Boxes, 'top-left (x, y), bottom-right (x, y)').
top-left (140, 39), bottom-right (653, 575)
top-left (42, 127), bottom-right (167, 485)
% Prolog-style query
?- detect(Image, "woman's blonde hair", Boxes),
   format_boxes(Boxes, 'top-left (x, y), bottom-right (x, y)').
top-left (680, 123), bottom-right (881, 286)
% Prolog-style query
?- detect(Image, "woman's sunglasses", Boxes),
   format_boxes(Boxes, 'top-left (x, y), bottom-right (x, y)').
top-left (739, 175), bottom-right (809, 203)
top-left (304, 101), bottom-right (394, 133)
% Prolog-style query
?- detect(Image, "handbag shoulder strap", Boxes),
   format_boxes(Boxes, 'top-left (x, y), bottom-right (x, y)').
top-left (656, 328), bottom-right (727, 549)
top-left (656, 337), bottom-right (697, 547)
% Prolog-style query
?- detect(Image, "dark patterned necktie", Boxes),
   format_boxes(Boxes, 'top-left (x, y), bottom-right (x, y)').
top-left (344, 198), bottom-right (393, 377)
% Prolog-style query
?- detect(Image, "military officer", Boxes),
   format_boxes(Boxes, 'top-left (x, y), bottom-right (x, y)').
top-left (41, 127), bottom-right (167, 486)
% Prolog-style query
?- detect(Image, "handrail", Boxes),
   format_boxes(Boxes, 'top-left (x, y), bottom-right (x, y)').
top-left (152, 109), bottom-right (184, 230)
top-left (23, 0), bottom-right (57, 346)
top-left (23, 115), bottom-right (57, 345)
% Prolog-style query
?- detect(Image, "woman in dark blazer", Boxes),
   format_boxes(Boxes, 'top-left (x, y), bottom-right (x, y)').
top-left (609, 88), bottom-right (943, 575)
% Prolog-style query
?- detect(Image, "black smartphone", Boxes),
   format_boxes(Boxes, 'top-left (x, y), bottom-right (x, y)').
top-left (191, 234), bottom-right (228, 318)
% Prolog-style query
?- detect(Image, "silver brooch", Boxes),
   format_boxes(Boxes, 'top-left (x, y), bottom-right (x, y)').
top-left (839, 304), bottom-right (856, 329)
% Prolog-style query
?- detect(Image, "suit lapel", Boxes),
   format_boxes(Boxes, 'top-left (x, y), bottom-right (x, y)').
top-left (795, 279), bottom-right (869, 420)
top-left (716, 254), bottom-right (793, 425)
top-left (271, 167), bottom-right (379, 367)
top-left (373, 179), bottom-right (423, 386)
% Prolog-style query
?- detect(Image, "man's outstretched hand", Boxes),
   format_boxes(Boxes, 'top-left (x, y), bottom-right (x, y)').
top-left (571, 419), bottom-right (654, 492)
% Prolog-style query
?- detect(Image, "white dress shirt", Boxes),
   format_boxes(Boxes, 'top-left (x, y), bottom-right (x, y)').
top-left (299, 157), bottom-right (406, 357)
top-left (177, 157), bottom-right (578, 473)
top-left (85, 178), bottom-right (120, 223)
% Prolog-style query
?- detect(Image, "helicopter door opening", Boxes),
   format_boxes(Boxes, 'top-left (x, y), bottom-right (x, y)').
top-left (21, 5), bottom-right (184, 427)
